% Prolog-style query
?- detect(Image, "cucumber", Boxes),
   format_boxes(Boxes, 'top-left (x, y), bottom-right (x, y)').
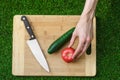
top-left (48, 27), bottom-right (75, 54)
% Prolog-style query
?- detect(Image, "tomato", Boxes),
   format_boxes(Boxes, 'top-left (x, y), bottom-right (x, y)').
top-left (61, 47), bottom-right (75, 63)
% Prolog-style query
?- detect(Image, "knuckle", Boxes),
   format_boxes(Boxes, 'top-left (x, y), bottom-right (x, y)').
top-left (81, 38), bottom-right (86, 43)
top-left (86, 37), bottom-right (92, 42)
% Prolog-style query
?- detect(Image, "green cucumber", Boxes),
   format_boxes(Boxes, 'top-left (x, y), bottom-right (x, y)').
top-left (48, 27), bottom-right (75, 54)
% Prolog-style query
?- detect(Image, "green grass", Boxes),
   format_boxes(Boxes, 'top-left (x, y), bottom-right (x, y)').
top-left (0, 0), bottom-right (120, 80)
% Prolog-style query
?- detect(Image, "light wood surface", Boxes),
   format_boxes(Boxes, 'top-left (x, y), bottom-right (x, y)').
top-left (12, 15), bottom-right (96, 76)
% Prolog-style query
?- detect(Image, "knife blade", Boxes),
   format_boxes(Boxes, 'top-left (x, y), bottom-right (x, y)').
top-left (21, 16), bottom-right (50, 72)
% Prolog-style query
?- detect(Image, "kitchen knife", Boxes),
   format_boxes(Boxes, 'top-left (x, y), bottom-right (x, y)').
top-left (21, 16), bottom-right (50, 72)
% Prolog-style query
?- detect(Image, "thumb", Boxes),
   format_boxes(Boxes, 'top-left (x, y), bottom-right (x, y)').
top-left (68, 33), bottom-right (76, 48)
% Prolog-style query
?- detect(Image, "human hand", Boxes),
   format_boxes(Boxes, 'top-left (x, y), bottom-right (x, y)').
top-left (68, 15), bottom-right (93, 59)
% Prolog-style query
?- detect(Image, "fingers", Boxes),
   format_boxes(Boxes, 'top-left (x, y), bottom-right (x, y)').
top-left (82, 38), bottom-right (91, 53)
top-left (68, 32), bottom-right (76, 48)
top-left (72, 38), bottom-right (85, 59)
top-left (76, 38), bottom-right (91, 59)
top-left (73, 37), bottom-right (91, 59)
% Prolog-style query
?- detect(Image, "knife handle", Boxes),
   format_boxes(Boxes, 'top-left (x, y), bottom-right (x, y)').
top-left (21, 16), bottom-right (36, 40)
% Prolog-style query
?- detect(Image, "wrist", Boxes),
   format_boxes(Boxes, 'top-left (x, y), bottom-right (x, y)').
top-left (81, 11), bottom-right (94, 20)
top-left (80, 14), bottom-right (94, 22)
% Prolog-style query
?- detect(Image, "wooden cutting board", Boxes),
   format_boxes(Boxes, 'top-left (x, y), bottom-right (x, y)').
top-left (12, 15), bottom-right (96, 76)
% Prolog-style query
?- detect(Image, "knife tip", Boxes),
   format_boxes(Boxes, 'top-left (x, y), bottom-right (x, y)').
top-left (46, 69), bottom-right (50, 72)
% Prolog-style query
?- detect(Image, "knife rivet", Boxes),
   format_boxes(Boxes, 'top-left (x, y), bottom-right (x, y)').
top-left (22, 17), bottom-right (25, 20)
top-left (31, 35), bottom-right (34, 38)
top-left (27, 26), bottom-right (29, 29)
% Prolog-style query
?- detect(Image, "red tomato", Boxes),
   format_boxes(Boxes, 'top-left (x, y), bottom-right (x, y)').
top-left (61, 47), bottom-right (75, 63)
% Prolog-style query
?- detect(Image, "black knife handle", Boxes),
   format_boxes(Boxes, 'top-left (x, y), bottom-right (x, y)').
top-left (21, 16), bottom-right (36, 40)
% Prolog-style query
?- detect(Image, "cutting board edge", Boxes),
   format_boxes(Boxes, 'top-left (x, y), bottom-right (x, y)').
top-left (12, 15), bottom-right (25, 75)
top-left (85, 17), bottom-right (96, 76)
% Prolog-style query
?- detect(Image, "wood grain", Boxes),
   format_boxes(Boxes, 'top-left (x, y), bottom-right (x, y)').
top-left (12, 15), bottom-right (96, 76)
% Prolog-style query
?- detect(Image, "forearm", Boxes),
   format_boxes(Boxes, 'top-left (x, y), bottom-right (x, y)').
top-left (81, 0), bottom-right (98, 19)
